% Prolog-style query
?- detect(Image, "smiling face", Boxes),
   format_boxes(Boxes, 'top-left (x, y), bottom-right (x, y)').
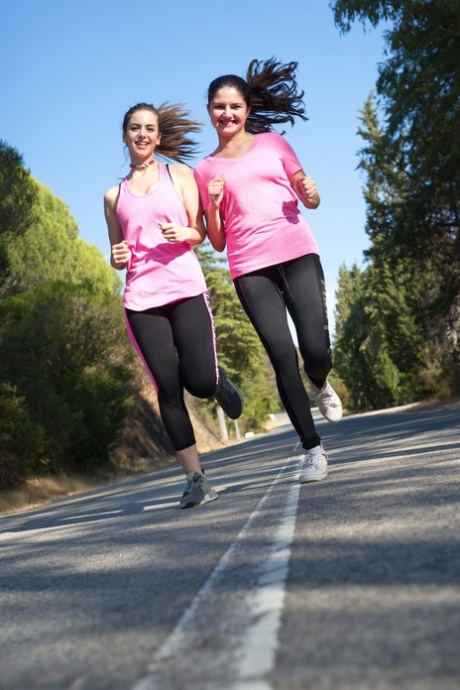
top-left (123, 108), bottom-right (161, 163)
top-left (207, 86), bottom-right (251, 139)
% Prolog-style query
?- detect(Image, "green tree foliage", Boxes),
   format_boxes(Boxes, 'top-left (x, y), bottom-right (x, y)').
top-left (0, 383), bottom-right (46, 488)
top-left (6, 181), bottom-right (121, 296)
top-left (335, 258), bottom-right (431, 410)
top-left (0, 283), bottom-right (134, 483)
top-left (332, 0), bottom-right (460, 315)
top-left (335, 99), bottom-right (455, 407)
top-left (331, 0), bottom-right (460, 403)
top-left (0, 141), bottom-right (38, 290)
top-left (0, 146), bottom-right (134, 487)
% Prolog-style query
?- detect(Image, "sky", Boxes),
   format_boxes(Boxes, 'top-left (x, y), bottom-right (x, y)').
top-left (0, 0), bottom-right (387, 336)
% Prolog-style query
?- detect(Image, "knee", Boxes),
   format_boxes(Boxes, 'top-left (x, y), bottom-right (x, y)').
top-left (184, 374), bottom-right (217, 400)
top-left (303, 347), bottom-right (333, 381)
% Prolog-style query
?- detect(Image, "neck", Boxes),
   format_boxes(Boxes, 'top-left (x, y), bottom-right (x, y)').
top-left (130, 159), bottom-right (156, 170)
top-left (219, 129), bottom-right (252, 147)
top-left (215, 130), bottom-right (254, 157)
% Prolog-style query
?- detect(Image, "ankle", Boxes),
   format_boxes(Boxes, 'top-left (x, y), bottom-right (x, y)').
top-left (303, 444), bottom-right (323, 455)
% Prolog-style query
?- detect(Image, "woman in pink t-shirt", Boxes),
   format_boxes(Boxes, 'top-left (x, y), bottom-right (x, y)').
top-left (194, 59), bottom-right (342, 484)
top-left (104, 102), bottom-right (243, 508)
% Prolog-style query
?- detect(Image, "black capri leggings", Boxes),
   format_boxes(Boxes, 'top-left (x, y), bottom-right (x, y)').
top-left (125, 293), bottom-right (219, 452)
top-left (234, 254), bottom-right (332, 450)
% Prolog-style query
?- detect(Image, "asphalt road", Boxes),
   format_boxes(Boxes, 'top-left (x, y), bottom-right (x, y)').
top-left (1, 404), bottom-right (459, 690)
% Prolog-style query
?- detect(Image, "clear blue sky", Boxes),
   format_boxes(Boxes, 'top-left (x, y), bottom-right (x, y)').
top-left (0, 0), bottom-right (386, 335)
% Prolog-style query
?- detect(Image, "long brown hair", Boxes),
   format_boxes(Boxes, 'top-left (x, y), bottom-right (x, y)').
top-left (122, 102), bottom-right (202, 162)
top-left (207, 58), bottom-right (308, 134)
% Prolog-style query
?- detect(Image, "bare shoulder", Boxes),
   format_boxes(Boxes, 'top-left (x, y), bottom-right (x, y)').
top-left (168, 163), bottom-right (198, 199)
top-left (104, 183), bottom-right (120, 203)
top-left (169, 161), bottom-right (194, 181)
top-left (105, 183), bottom-right (120, 198)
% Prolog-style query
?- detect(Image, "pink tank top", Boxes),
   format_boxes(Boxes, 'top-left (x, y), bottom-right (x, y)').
top-left (116, 163), bottom-right (207, 310)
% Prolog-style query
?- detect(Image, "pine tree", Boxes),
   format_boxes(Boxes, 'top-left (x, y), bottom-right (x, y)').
top-left (0, 141), bottom-right (38, 292)
top-left (331, 0), bottom-right (460, 373)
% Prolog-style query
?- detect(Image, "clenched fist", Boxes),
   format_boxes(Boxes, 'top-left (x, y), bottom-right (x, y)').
top-left (111, 240), bottom-right (131, 269)
top-left (159, 222), bottom-right (190, 243)
top-left (208, 176), bottom-right (225, 208)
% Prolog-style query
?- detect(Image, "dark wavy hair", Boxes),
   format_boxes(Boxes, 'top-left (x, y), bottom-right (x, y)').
top-left (206, 58), bottom-right (308, 134)
top-left (122, 102), bottom-right (202, 163)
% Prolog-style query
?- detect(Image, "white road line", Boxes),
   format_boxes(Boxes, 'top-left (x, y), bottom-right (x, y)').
top-left (60, 509), bottom-right (125, 520)
top-left (142, 500), bottom-right (180, 511)
top-left (131, 455), bottom-right (301, 690)
top-left (228, 479), bottom-right (300, 689)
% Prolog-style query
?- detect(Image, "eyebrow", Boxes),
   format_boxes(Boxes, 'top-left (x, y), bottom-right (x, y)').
top-left (213, 101), bottom-right (244, 106)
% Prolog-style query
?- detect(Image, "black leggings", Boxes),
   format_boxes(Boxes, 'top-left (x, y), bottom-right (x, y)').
top-left (125, 293), bottom-right (219, 452)
top-left (234, 254), bottom-right (332, 450)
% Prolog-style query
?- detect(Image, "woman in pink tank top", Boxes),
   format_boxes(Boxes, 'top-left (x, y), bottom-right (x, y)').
top-left (195, 60), bottom-right (343, 484)
top-left (104, 102), bottom-right (243, 509)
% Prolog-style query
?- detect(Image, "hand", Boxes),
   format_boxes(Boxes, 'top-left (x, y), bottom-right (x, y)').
top-left (208, 175), bottom-right (225, 208)
top-left (297, 175), bottom-right (320, 208)
top-left (111, 240), bottom-right (131, 268)
top-left (160, 222), bottom-right (189, 243)
top-left (298, 175), bottom-right (317, 199)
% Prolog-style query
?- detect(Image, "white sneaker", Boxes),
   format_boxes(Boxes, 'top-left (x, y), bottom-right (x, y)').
top-left (299, 445), bottom-right (328, 483)
top-left (309, 379), bottom-right (342, 422)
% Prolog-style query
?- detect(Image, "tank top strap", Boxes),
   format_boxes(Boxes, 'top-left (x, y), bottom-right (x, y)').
top-left (158, 161), bottom-right (175, 186)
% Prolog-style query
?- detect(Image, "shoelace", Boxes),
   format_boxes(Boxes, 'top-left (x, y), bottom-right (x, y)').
top-left (182, 481), bottom-right (192, 498)
top-left (182, 475), bottom-right (203, 498)
top-left (317, 388), bottom-right (339, 407)
top-left (218, 376), bottom-right (233, 397)
top-left (218, 387), bottom-right (231, 401)
top-left (300, 451), bottom-right (325, 470)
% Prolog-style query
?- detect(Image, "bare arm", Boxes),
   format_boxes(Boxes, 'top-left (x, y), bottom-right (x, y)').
top-left (289, 170), bottom-right (321, 209)
top-left (104, 186), bottom-right (131, 270)
top-left (163, 163), bottom-right (206, 246)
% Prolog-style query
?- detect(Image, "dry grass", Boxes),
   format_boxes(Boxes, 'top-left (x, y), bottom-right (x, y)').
top-left (409, 396), bottom-right (460, 411)
top-left (0, 455), bottom-right (179, 518)
top-left (0, 474), bottom-right (114, 517)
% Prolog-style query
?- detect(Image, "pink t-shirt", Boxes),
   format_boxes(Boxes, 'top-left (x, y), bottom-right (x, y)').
top-left (194, 131), bottom-right (319, 279)
top-left (116, 163), bottom-right (206, 310)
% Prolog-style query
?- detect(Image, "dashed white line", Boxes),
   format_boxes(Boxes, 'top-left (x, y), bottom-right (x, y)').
top-left (131, 455), bottom-right (301, 690)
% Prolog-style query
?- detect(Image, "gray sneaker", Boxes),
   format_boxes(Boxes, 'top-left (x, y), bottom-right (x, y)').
top-left (180, 472), bottom-right (218, 509)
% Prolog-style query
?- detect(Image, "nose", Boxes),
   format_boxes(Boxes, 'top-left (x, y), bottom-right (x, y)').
top-left (224, 106), bottom-right (232, 117)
